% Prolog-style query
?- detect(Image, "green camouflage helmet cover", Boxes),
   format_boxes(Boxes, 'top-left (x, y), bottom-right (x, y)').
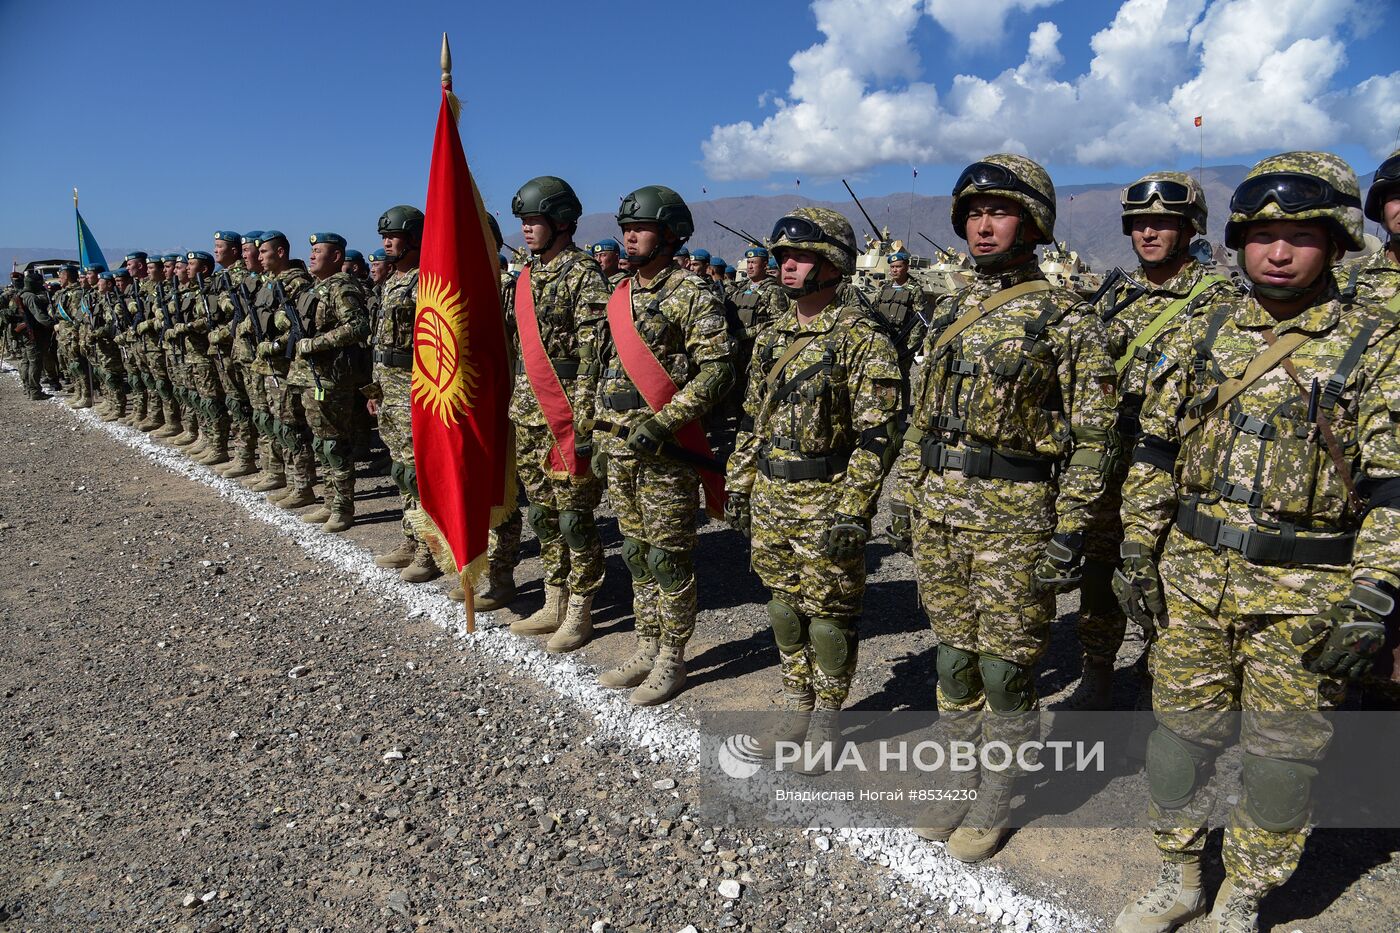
top-left (1121, 171), bottom-right (1208, 236)
top-left (1225, 151), bottom-right (1364, 252)
top-left (951, 153), bottom-right (1056, 243)
top-left (378, 205), bottom-right (425, 247)
top-left (511, 175), bottom-right (583, 225)
top-left (616, 185), bottom-right (695, 240)
top-left (770, 206), bottom-right (858, 275)
top-left (1364, 148), bottom-right (1400, 224)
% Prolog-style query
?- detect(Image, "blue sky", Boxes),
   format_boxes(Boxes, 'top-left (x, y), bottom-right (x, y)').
top-left (1, 0), bottom-right (1395, 256)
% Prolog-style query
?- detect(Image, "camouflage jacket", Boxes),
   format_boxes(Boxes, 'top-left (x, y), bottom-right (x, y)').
top-left (895, 261), bottom-right (1118, 534)
top-left (509, 245), bottom-right (610, 428)
top-left (1121, 277), bottom-right (1400, 612)
top-left (1337, 247), bottom-right (1400, 311)
top-left (874, 278), bottom-right (930, 365)
top-left (730, 275), bottom-right (789, 344)
top-left (606, 270), bottom-right (627, 291)
top-left (727, 283), bottom-right (902, 520)
top-left (220, 265), bottom-right (261, 365)
top-left (251, 266), bottom-right (314, 377)
top-left (593, 265), bottom-right (731, 443)
top-left (129, 280), bottom-right (164, 357)
top-left (372, 267), bottom-right (418, 376)
top-left (280, 271), bottom-right (371, 390)
top-left (179, 274), bottom-right (226, 363)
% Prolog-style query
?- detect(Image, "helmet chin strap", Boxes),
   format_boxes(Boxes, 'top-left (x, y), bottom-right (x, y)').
top-left (970, 214), bottom-right (1037, 272)
top-left (781, 262), bottom-right (843, 298)
top-left (1247, 267), bottom-right (1327, 303)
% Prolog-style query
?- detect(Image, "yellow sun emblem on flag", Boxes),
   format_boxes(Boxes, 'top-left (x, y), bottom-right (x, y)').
top-left (412, 272), bottom-right (479, 425)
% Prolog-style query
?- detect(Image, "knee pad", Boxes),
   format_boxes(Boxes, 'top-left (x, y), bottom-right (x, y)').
top-left (403, 464), bottom-right (418, 499)
top-left (1242, 752), bottom-right (1317, 832)
top-left (389, 459), bottom-right (407, 494)
top-left (809, 616), bottom-right (858, 679)
top-left (936, 644), bottom-right (982, 704)
top-left (620, 536), bottom-right (653, 582)
top-left (322, 437), bottom-right (351, 471)
top-left (527, 503), bottom-right (561, 543)
top-left (767, 599), bottom-right (807, 655)
top-left (646, 545), bottom-right (693, 593)
top-left (559, 509), bottom-right (598, 553)
top-left (979, 653), bottom-right (1036, 714)
top-left (1079, 559), bottom-right (1120, 617)
top-left (1146, 727), bottom-right (1214, 811)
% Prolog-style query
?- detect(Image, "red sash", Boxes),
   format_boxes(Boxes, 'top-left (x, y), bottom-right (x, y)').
top-left (515, 265), bottom-right (585, 478)
top-left (607, 278), bottom-right (726, 518)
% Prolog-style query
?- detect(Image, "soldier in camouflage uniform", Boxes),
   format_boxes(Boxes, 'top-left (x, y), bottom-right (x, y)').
top-left (588, 185), bottom-right (733, 703)
top-left (134, 253), bottom-right (185, 439)
top-left (51, 265), bottom-right (91, 408)
top-left (1071, 173), bottom-right (1237, 710)
top-left (112, 266), bottom-right (150, 426)
top-left (365, 206), bottom-right (441, 583)
top-left (124, 253), bottom-right (166, 433)
top-left (1113, 152), bottom-right (1400, 933)
top-left (89, 269), bottom-right (129, 421)
top-left (591, 238), bottom-right (626, 290)
top-left (896, 155), bottom-right (1118, 862)
top-left (175, 251), bottom-right (232, 466)
top-left (725, 207), bottom-right (902, 764)
top-left (1338, 149), bottom-right (1399, 311)
top-left (168, 254), bottom-right (209, 452)
top-left (722, 245), bottom-right (790, 447)
top-left (4, 270), bottom-right (55, 400)
top-left (235, 232), bottom-right (286, 488)
top-left (506, 177), bottom-right (610, 641)
top-left (874, 250), bottom-right (930, 383)
top-left (687, 248), bottom-right (710, 276)
top-left (205, 232), bottom-right (259, 477)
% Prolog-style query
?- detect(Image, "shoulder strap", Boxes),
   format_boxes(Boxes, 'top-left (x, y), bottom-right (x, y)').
top-left (762, 307), bottom-right (860, 393)
top-left (1114, 274), bottom-right (1227, 375)
top-left (931, 279), bottom-right (1054, 353)
top-left (1179, 327), bottom-right (1315, 437)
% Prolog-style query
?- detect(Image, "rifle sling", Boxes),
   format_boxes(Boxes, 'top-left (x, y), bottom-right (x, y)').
top-left (930, 279), bottom-right (1055, 354)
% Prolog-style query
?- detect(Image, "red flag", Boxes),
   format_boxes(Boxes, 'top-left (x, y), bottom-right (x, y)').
top-left (410, 54), bottom-right (512, 617)
top-left (1194, 115), bottom-right (1202, 127)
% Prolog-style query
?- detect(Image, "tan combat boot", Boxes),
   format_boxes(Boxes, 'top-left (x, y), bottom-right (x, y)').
top-left (793, 703), bottom-right (843, 776)
top-left (277, 485), bottom-right (318, 510)
top-left (400, 542), bottom-right (442, 584)
top-left (181, 422), bottom-right (204, 449)
top-left (1068, 656), bottom-right (1115, 710)
top-left (546, 592), bottom-right (594, 654)
top-left (474, 562), bottom-right (517, 611)
top-left (138, 404), bottom-right (164, 432)
top-left (510, 583), bottom-right (568, 635)
top-left (251, 470), bottom-right (288, 494)
top-left (373, 538), bottom-right (417, 569)
top-left (753, 688), bottom-right (815, 759)
top-left (1114, 861), bottom-right (1207, 932)
top-left (946, 773), bottom-right (1015, 863)
top-left (153, 412), bottom-right (182, 439)
top-left (598, 636), bottom-right (660, 689)
top-left (323, 508), bottom-right (354, 533)
top-left (1207, 878), bottom-right (1259, 933)
top-left (629, 642), bottom-right (687, 707)
top-left (219, 446), bottom-right (259, 478)
top-left (322, 477), bottom-right (355, 532)
top-left (301, 504), bottom-right (332, 524)
top-left (912, 767), bottom-right (981, 842)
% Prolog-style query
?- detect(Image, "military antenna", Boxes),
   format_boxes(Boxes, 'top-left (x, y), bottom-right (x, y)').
top-left (842, 179), bottom-right (882, 243)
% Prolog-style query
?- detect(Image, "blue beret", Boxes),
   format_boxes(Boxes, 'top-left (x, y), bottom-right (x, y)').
top-left (369, 248), bottom-right (388, 262)
top-left (344, 249), bottom-right (363, 262)
top-left (889, 250), bottom-right (910, 262)
top-left (186, 250), bottom-right (214, 264)
top-left (123, 251), bottom-right (148, 262)
top-left (259, 230), bottom-right (287, 246)
top-left (146, 254), bottom-right (165, 265)
top-left (85, 263), bottom-right (107, 273)
top-left (768, 255), bottom-right (778, 269)
top-left (308, 232), bottom-right (347, 248)
top-left (690, 248), bottom-right (710, 262)
top-left (592, 237), bottom-right (620, 254)
top-left (98, 271), bottom-right (114, 280)
top-left (710, 257), bottom-right (726, 268)
top-left (675, 247), bottom-right (690, 258)
top-left (744, 246), bottom-right (768, 259)
top-left (243, 230), bottom-right (264, 241)
top-left (165, 253), bottom-right (184, 263)
top-left (113, 267), bottom-right (131, 277)
top-left (214, 230), bottom-right (242, 245)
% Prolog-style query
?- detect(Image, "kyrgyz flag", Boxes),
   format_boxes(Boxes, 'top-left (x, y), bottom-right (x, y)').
top-left (409, 49), bottom-right (512, 617)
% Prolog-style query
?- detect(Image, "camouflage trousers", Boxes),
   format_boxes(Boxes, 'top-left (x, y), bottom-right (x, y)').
top-left (248, 371), bottom-right (286, 479)
top-left (377, 366), bottom-right (420, 545)
top-left (219, 359), bottom-right (256, 460)
top-left (1148, 534), bottom-right (1344, 899)
top-left (514, 420), bottom-right (604, 597)
top-left (272, 376), bottom-right (317, 491)
top-left (487, 507), bottom-right (523, 567)
top-left (294, 386), bottom-right (357, 513)
top-left (604, 441), bottom-right (701, 647)
top-left (16, 335), bottom-right (45, 397)
top-left (1080, 456), bottom-right (1129, 664)
top-left (187, 360), bottom-right (227, 441)
top-left (146, 348), bottom-right (178, 417)
top-left (750, 472), bottom-right (867, 707)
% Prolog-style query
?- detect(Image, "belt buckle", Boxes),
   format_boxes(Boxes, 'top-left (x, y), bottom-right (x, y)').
top-left (1216, 523), bottom-right (1246, 552)
top-left (942, 446), bottom-right (962, 474)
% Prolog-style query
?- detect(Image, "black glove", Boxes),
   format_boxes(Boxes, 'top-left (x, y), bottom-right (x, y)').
top-left (1031, 531), bottom-right (1084, 597)
top-left (724, 492), bottom-right (751, 537)
top-left (625, 417), bottom-right (670, 456)
top-left (574, 429), bottom-right (594, 471)
top-left (1112, 542), bottom-right (1167, 638)
top-left (824, 513), bottom-right (869, 559)
top-left (1291, 580), bottom-right (1393, 680)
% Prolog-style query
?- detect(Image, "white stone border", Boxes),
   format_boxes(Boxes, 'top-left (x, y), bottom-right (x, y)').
top-left (8, 364), bottom-right (1084, 931)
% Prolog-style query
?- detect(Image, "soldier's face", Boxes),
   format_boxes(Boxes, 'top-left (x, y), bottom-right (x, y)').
top-left (963, 195), bottom-right (1024, 257)
top-left (1385, 195), bottom-right (1400, 236)
top-left (84, 271), bottom-right (98, 286)
top-left (381, 232), bottom-right (411, 261)
top-left (1130, 216), bottom-right (1187, 265)
top-left (1241, 220), bottom-right (1331, 291)
top-left (779, 249), bottom-right (821, 289)
top-left (688, 258), bottom-right (706, 273)
top-left (746, 257), bottom-right (765, 279)
top-left (519, 216), bottom-right (554, 253)
top-left (309, 243), bottom-right (340, 278)
top-left (149, 264), bottom-right (165, 282)
top-left (97, 279), bottom-right (110, 294)
top-left (243, 243), bottom-right (263, 272)
top-left (260, 242), bottom-right (284, 273)
top-left (214, 239), bottom-right (237, 266)
top-left (596, 251), bottom-right (619, 274)
top-left (889, 259), bottom-right (909, 282)
top-left (127, 258), bottom-right (147, 278)
top-left (370, 260), bottom-right (387, 283)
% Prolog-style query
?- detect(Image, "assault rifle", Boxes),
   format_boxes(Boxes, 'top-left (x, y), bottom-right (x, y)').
top-left (272, 279), bottom-right (322, 393)
top-left (195, 271), bottom-right (222, 372)
top-left (842, 179), bottom-right (883, 244)
top-left (165, 278), bottom-right (187, 364)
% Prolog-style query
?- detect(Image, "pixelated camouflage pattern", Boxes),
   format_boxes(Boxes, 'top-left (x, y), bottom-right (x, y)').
top-left (1226, 151), bottom-right (1364, 252)
top-left (769, 206), bottom-right (857, 275)
top-left (250, 267), bottom-right (314, 377)
top-left (894, 261), bottom-right (1118, 534)
top-left (284, 271), bottom-right (371, 390)
top-left (1337, 247), bottom-right (1400, 311)
top-left (487, 507), bottom-right (522, 567)
top-left (515, 421), bottom-right (603, 594)
top-left (1121, 171), bottom-right (1208, 236)
top-left (954, 153), bottom-right (1057, 243)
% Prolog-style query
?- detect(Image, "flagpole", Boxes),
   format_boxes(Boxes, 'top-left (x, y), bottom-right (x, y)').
top-left (1198, 119), bottom-right (1204, 185)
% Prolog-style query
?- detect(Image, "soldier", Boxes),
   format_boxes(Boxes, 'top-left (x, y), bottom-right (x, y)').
top-left (205, 232), bottom-right (258, 477)
top-left (163, 255), bottom-right (204, 450)
top-left (687, 248), bottom-right (711, 276)
top-left (874, 249), bottom-right (930, 382)
top-left (673, 246), bottom-right (690, 272)
top-left (1070, 173), bottom-right (1237, 710)
top-left (343, 248), bottom-right (370, 282)
top-left (365, 205), bottom-right (441, 583)
top-left (591, 237), bottom-right (626, 289)
top-left (896, 155), bottom-right (1117, 861)
top-left (724, 207), bottom-right (902, 763)
top-left (112, 266), bottom-right (149, 426)
top-left (252, 231), bottom-right (319, 508)
top-left (236, 232), bottom-right (290, 492)
top-left (721, 245), bottom-right (790, 454)
top-left (52, 264), bottom-right (92, 408)
top-left (126, 252), bottom-right (172, 434)
top-left (176, 251), bottom-right (232, 466)
top-left (1112, 152), bottom-right (1400, 933)
top-left (1338, 149), bottom-right (1399, 309)
top-left (506, 176), bottom-right (610, 643)
top-left (5, 269), bottom-right (55, 399)
top-left (591, 185), bottom-right (732, 703)
top-left (88, 268), bottom-right (129, 422)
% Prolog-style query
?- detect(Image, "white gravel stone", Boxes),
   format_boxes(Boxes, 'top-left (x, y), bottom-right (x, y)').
top-left (717, 879), bottom-right (742, 899)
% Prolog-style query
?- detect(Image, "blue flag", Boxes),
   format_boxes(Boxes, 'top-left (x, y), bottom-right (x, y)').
top-left (76, 208), bottom-right (107, 270)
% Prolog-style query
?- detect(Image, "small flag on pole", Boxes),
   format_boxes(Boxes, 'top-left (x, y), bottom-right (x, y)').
top-left (73, 189), bottom-right (107, 270)
top-left (1194, 116), bottom-right (1202, 127)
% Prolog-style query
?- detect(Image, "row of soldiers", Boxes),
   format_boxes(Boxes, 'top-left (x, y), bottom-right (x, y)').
top-left (7, 146), bottom-right (1399, 932)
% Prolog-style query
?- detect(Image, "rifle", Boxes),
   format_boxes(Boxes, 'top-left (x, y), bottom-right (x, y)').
top-left (712, 219), bottom-right (767, 249)
top-left (225, 272), bottom-right (264, 345)
top-left (129, 283), bottom-right (151, 351)
top-left (165, 279), bottom-right (187, 364)
top-left (842, 179), bottom-right (883, 244)
top-left (196, 272), bottom-right (223, 373)
top-left (272, 279), bottom-right (322, 394)
top-left (1092, 267), bottom-right (1149, 321)
top-left (917, 232), bottom-right (957, 262)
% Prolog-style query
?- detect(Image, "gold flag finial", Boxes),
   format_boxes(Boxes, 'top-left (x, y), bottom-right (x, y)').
top-left (73, 187), bottom-right (78, 208)
top-left (440, 33), bottom-right (461, 123)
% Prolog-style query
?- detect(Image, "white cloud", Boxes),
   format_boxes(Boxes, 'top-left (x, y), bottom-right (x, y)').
top-left (924, 0), bottom-right (1061, 47)
top-left (701, 0), bottom-right (1399, 180)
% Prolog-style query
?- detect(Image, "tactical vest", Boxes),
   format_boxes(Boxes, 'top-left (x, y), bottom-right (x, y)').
top-left (733, 285), bottom-right (763, 330)
top-left (374, 268), bottom-right (419, 368)
top-left (598, 277), bottom-right (689, 413)
top-left (512, 254), bottom-right (591, 379)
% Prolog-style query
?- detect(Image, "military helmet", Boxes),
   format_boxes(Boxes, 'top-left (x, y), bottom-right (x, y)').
top-left (1363, 149), bottom-right (1400, 224)
top-left (1224, 151), bottom-right (1364, 252)
top-left (616, 185), bottom-right (695, 240)
top-left (950, 153), bottom-right (1056, 243)
top-left (378, 205), bottom-right (425, 247)
top-left (1120, 171), bottom-right (1207, 236)
top-left (769, 206), bottom-right (858, 275)
top-left (512, 175), bottom-right (582, 225)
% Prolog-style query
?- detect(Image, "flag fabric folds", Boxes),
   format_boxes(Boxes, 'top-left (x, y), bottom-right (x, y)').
top-left (75, 208), bottom-right (107, 270)
top-left (408, 85), bottom-right (512, 593)
top-left (1194, 115), bottom-right (1203, 127)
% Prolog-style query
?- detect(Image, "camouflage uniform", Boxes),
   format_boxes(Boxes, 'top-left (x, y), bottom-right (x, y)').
top-left (4, 275), bottom-right (54, 398)
top-left (369, 265), bottom-right (425, 548)
top-left (236, 273), bottom-right (286, 485)
top-left (207, 261), bottom-right (259, 473)
top-left (1337, 243), bottom-right (1400, 310)
top-left (89, 281), bottom-right (128, 417)
top-left (722, 270), bottom-right (789, 445)
top-left (873, 272), bottom-right (930, 387)
top-left (176, 266), bottom-right (230, 461)
top-left (252, 265), bottom-right (317, 494)
top-left (133, 277), bottom-right (181, 433)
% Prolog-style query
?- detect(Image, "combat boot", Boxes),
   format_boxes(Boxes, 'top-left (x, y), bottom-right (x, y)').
top-left (139, 404), bottom-right (164, 432)
top-left (912, 767), bottom-right (981, 842)
top-left (474, 562), bottom-right (517, 611)
top-left (793, 703), bottom-right (843, 776)
top-left (373, 538), bottom-right (417, 569)
top-left (301, 504), bottom-right (332, 524)
top-left (180, 421), bottom-right (203, 449)
top-left (153, 411), bottom-right (182, 439)
top-left (753, 688), bottom-right (815, 758)
top-left (324, 507), bottom-right (354, 533)
top-left (599, 636), bottom-right (660, 689)
top-left (251, 471), bottom-right (288, 494)
top-left (1207, 879), bottom-right (1258, 933)
top-left (277, 485), bottom-right (318, 510)
top-left (322, 476), bottom-right (355, 532)
top-left (400, 542), bottom-right (443, 584)
top-left (946, 772), bottom-right (1016, 863)
top-left (1113, 860), bottom-right (1207, 932)
top-left (510, 583), bottom-right (568, 635)
top-left (546, 592), bottom-right (594, 653)
top-left (1067, 656), bottom-right (1115, 710)
top-left (629, 642), bottom-right (687, 707)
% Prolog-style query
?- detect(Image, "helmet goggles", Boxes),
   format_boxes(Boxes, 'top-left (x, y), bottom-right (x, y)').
top-left (1122, 179), bottom-right (1198, 210)
top-left (770, 215), bottom-right (857, 257)
top-left (1230, 172), bottom-right (1361, 216)
top-left (953, 161), bottom-right (1054, 209)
